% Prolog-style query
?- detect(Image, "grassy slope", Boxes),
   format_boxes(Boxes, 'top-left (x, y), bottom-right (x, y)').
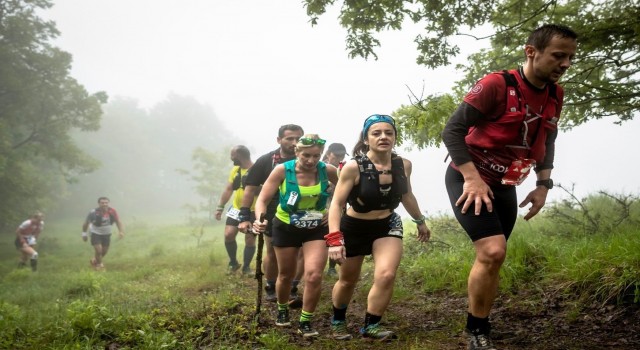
top-left (1, 216), bottom-right (638, 349)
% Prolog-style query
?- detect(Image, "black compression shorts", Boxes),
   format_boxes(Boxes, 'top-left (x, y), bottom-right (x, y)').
top-left (445, 165), bottom-right (518, 241)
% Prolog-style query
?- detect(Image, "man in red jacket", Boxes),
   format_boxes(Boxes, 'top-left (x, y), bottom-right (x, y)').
top-left (442, 24), bottom-right (578, 350)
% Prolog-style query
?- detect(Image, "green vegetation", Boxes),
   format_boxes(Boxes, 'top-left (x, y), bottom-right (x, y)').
top-left (1, 193), bottom-right (638, 349)
top-left (304, 0), bottom-right (640, 145)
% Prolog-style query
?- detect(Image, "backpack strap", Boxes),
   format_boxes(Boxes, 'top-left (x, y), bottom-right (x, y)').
top-left (231, 166), bottom-right (242, 190)
top-left (315, 162), bottom-right (329, 211)
top-left (271, 151), bottom-right (282, 169)
top-left (390, 156), bottom-right (408, 204)
top-left (548, 82), bottom-right (558, 101)
top-left (501, 69), bottom-right (559, 111)
top-left (279, 160), bottom-right (330, 213)
top-left (501, 70), bottom-right (522, 113)
top-left (91, 208), bottom-right (116, 226)
top-left (280, 160), bottom-right (300, 213)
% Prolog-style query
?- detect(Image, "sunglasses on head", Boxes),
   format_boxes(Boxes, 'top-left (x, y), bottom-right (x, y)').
top-left (299, 137), bottom-right (326, 146)
top-left (364, 114), bottom-right (395, 126)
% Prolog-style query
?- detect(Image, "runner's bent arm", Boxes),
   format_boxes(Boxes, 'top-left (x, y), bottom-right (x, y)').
top-left (81, 217), bottom-right (90, 241)
top-left (240, 186), bottom-right (258, 210)
top-left (115, 215), bottom-right (125, 238)
top-left (215, 182), bottom-right (234, 220)
top-left (521, 88), bottom-right (561, 220)
top-left (399, 158), bottom-right (431, 242)
top-left (324, 164), bottom-right (339, 212)
top-left (82, 218), bottom-right (89, 233)
top-left (442, 102), bottom-right (494, 215)
top-left (252, 165), bottom-right (285, 232)
top-left (15, 224), bottom-right (26, 245)
top-left (519, 168), bottom-right (552, 221)
top-left (237, 185), bottom-right (259, 232)
top-left (327, 160), bottom-right (357, 263)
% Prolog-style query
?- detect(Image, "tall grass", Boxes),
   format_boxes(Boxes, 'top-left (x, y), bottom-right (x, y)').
top-left (1, 194), bottom-right (639, 349)
top-left (404, 193), bottom-right (640, 306)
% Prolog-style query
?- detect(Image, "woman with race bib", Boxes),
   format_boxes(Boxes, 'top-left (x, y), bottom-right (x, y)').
top-left (253, 134), bottom-right (338, 338)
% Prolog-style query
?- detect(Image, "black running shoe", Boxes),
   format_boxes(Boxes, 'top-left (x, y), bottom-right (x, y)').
top-left (360, 323), bottom-right (397, 341)
top-left (275, 308), bottom-right (290, 327)
top-left (265, 284), bottom-right (277, 302)
top-left (298, 321), bottom-right (319, 338)
top-left (467, 332), bottom-right (497, 350)
top-left (331, 320), bottom-right (352, 340)
top-left (226, 263), bottom-right (241, 274)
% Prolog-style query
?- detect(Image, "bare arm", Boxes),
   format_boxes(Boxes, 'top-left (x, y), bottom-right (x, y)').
top-left (327, 160), bottom-right (358, 263)
top-left (252, 165), bottom-right (285, 233)
top-left (519, 168), bottom-right (552, 220)
top-left (115, 218), bottom-right (125, 238)
top-left (326, 164), bottom-right (339, 185)
top-left (400, 159), bottom-right (431, 242)
top-left (82, 218), bottom-right (90, 242)
top-left (215, 182), bottom-right (234, 221)
top-left (237, 185), bottom-right (259, 232)
top-left (324, 164), bottom-right (339, 209)
top-left (241, 185), bottom-right (259, 209)
top-left (15, 225), bottom-right (25, 244)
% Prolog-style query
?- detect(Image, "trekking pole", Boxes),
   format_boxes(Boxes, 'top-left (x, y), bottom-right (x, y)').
top-left (254, 213), bottom-right (266, 321)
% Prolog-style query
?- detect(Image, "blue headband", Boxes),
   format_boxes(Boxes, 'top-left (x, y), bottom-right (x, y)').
top-left (362, 114), bottom-right (397, 140)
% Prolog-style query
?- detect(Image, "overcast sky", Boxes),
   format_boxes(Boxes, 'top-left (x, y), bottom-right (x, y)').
top-left (44, 0), bottom-right (639, 216)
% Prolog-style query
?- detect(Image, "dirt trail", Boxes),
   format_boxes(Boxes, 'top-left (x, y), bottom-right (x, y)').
top-left (242, 276), bottom-right (640, 349)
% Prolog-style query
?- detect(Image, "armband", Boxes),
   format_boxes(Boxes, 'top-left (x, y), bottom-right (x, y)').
top-left (411, 215), bottom-right (426, 225)
top-left (216, 204), bottom-right (225, 212)
top-left (238, 207), bottom-right (251, 222)
top-left (82, 232), bottom-right (88, 237)
top-left (324, 231), bottom-right (344, 247)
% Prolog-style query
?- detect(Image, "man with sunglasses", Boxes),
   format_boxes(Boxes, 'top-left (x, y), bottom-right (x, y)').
top-left (238, 124), bottom-right (304, 302)
top-left (442, 24), bottom-right (577, 350)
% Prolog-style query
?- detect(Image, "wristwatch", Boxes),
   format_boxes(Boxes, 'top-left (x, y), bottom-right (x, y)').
top-left (536, 179), bottom-right (554, 189)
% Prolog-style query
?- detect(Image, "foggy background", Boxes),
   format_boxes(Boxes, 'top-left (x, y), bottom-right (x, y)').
top-left (43, 0), bottom-right (639, 221)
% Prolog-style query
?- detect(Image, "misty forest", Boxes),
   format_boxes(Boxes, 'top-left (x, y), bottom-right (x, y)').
top-left (1, 1), bottom-right (639, 350)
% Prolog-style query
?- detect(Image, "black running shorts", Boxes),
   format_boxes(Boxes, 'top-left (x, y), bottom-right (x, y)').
top-left (340, 213), bottom-right (403, 257)
top-left (445, 165), bottom-right (518, 241)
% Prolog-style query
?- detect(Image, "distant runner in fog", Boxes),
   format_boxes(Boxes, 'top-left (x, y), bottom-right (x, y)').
top-left (238, 124), bottom-right (305, 304)
top-left (82, 197), bottom-right (125, 271)
top-left (253, 134), bottom-right (339, 338)
top-left (326, 114), bottom-right (431, 341)
top-left (442, 24), bottom-right (578, 350)
top-left (322, 143), bottom-right (348, 278)
top-left (214, 145), bottom-right (256, 276)
top-left (15, 211), bottom-right (45, 272)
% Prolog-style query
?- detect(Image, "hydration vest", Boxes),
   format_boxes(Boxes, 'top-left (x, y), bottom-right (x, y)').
top-left (271, 152), bottom-right (282, 169)
top-left (91, 208), bottom-right (116, 226)
top-left (465, 69), bottom-right (559, 163)
top-left (231, 167), bottom-right (247, 191)
top-left (347, 156), bottom-right (408, 212)
top-left (278, 160), bottom-right (329, 213)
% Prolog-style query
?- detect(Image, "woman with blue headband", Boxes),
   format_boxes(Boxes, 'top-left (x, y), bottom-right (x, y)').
top-left (325, 115), bottom-right (431, 341)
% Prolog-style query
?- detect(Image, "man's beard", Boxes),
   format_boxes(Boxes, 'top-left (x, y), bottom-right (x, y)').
top-left (232, 160), bottom-right (241, 166)
top-left (281, 146), bottom-right (295, 157)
